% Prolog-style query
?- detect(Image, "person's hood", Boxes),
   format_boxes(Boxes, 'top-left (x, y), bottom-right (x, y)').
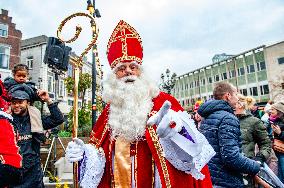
top-left (197, 99), bottom-right (234, 118)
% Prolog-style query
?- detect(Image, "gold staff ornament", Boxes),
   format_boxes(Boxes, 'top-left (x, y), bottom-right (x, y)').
top-left (56, 12), bottom-right (98, 188)
top-left (57, 12), bottom-right (99, 66)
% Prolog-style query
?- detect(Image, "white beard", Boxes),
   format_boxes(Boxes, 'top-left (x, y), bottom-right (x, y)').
top-left (102, 70), bottom-right (159, 143)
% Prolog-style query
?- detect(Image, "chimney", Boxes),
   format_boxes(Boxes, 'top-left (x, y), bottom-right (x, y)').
top-left (1, 9), bottom-right (8, 16)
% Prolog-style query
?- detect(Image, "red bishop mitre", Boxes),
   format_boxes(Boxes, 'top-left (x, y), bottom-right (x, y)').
top-left (106, 20), bottom-right (143, 69)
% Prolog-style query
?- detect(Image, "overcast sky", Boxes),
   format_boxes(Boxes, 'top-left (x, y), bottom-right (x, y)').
top-left (2, 0), bottom-right (284, 83)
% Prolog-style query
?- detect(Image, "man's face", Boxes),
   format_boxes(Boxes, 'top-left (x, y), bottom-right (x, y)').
top-left (226, 87), bottom-right (239, 109)
top-left (114, 62), bottom-right (141, 81)
top-left (11, 99), bottom-right (28, 116)
top-left (14, 70), bottom-right (28, 83)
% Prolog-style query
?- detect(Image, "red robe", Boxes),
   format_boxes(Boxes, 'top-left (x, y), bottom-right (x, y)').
top-left (89, 92), bottom-right (212, 188)
top-left (0, 112), bottom-right (22, 168)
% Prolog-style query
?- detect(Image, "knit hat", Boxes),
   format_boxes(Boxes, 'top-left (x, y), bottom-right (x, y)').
top-left (271, 101), bottom-right (284, 114)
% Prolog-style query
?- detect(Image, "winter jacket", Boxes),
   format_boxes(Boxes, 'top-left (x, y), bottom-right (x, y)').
top-left (238, 113), bottom-right (271, 160)
top-left (13, 103), bottom-right (64, 169)
top-left (198, 100), bottom-right (260, 188)
top-left (4, 77), bottom-right (41, 103)
top-left (11, 103), bottom-right (64, 188)
top-left (271, 117), bottom-right (284, 141)
top-left (251, 109), bottom-right (264, 120)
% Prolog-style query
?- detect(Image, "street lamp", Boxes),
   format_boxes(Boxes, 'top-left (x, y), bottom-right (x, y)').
top-left (160, 68), bottom-right (177, 94)
top-left (86, 0), bottom-right (101, 127)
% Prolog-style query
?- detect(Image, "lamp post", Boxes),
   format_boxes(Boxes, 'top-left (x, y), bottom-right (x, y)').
top-left (87, 0), bottom-right (101, 127)
top-left (160, 68), bottom-right (177, 94)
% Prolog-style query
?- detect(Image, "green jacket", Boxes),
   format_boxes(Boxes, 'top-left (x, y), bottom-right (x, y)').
top-left (238, 113), bottom-right (271, 160)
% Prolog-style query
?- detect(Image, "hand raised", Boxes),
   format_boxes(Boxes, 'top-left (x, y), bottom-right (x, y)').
top-left (147, 101), bottom-right (171, 126)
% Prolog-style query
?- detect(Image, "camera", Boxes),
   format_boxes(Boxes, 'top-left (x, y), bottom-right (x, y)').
top-left (43, 37), bottom-right (72, 72)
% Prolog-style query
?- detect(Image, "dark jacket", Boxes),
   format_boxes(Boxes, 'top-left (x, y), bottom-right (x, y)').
top-left (12, 103), bottom-right (64, 188)
top-left (238, 113), bottom-right (271, 160)
top-left (198, 100), bottom-right (260, 188)
top-left (271, 117), bottom-right (284, 141)
top-left (4, 77), bottom-right (41, 103)
top-left (251, 109), bottom-right (264, 120)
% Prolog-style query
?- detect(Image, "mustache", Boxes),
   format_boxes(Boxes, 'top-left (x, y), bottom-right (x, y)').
top-left (120, 75), bottom-right (138, 82)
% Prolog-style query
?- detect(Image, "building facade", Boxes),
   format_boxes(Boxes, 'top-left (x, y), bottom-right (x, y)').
top-left (173, 41), bottom-right (284, 110)
top-left (21, 35), bottom-right (69, 114)
top-left (21, 35), bottom-right (103, 115)
top-left (264, 41), bottom-right (284, 101)
top-left (0, 9), bottom-right (22, 80)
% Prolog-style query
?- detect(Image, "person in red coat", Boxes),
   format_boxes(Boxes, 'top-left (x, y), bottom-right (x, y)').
top-left (0, 80), bottom-right (22, 187)
top-left (66, 20), bottom-right (215, 188)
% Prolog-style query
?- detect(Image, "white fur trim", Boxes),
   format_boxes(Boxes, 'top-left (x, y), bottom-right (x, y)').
top-left (159, 111), bottom-right (215, 180)
top-left (112, 61), bottom-right (141, 73)
top-left (80, 144), bottom-right (106, 188)
top-left (0, 110), bottom-right (13, 121)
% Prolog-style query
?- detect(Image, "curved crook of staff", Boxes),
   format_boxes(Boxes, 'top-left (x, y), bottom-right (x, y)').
top-left (56, 12), bottom-right (99, 188)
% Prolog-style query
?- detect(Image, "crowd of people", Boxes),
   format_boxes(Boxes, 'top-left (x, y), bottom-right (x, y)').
top-left (190, 82), bottom-right (284, 187)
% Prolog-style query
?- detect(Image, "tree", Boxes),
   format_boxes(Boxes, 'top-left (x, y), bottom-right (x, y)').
top-left (64, 73), bottom-right (92, 136)
top-left (64, 73), bottom-right (92, 108)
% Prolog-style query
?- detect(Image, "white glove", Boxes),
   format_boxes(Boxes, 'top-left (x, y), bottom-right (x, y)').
top-left (66, 138), bottom-right (85, 163)
top-left (147, 101), bottom-right (182, 139)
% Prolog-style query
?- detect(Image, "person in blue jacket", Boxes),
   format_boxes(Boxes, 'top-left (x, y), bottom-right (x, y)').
top-left (198, 82), bottom-right (260, 188)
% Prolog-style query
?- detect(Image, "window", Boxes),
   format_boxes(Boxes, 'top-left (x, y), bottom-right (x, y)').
top-left (48, 76), bottom-right (54, 92)
top-left (201, 78), bottom-right (205, 86)
top-left (222, 72), bottom-right (227, 80)
top-left (240, 88), bottom-right (248, 96)
top-left (238, 67), bottom-right (245, 76)
top-left (0, 23), bottom-right (8, 37)
top-left (247, 64), bottom-right (255, 74)
top-left (195, 80), bottom-right (199, 87)
top-left (26, 56), bottom-right (33, 69)
top-left (0, 45), bottom-right (10, 69)
top-left (257, 61), bottom-right (266, 71)
top-left (229, 70), bottom-right (236, 78)
top-left (68, 100), bottom-right (74, 106)
top-left (189, 82), bottom-right (193, 88)
top-left (260, 85), bottom-right (269, 95)
top-left (67, 64), bottom-right (73, 77)
top-left (59, 80), bottom-right (64, 97)
top-left (249, 87), bottom-right (258, 96)
top-left (278, 57), bottom-right (284, 65)
top-left (214, 75), bottom-right (220, 82)
top-left (208, 77), bottom-right (212, 84)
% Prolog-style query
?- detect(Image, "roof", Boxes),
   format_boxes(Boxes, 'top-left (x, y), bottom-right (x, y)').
top-left (21, 35), bottom-right (48, 48)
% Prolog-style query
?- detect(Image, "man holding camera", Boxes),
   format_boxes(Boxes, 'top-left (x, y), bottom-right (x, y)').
top-left (10, 85), bottom-right (64, 188)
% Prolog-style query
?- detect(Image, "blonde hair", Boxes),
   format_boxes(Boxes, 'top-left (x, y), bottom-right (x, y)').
top-left (237, 94), bottom-right (256, 110)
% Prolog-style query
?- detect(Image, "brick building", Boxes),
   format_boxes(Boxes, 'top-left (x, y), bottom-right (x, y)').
top-left (0, 9), bottom-right (22, 80)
